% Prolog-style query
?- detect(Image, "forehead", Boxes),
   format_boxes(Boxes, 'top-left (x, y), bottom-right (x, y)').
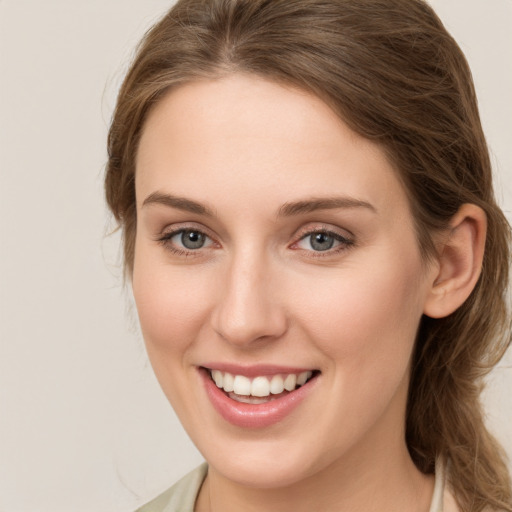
top-left (135, 74), bottom-right (410, 220)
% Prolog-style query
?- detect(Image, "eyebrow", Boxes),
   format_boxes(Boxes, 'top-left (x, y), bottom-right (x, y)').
top-left (141, 192), bottom-right (376, 218)
top-left (278, 197), bottom-right (377, 217)
top-left (142, 192), bottom-right (215, 216)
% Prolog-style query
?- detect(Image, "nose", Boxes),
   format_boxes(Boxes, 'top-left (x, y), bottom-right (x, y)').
top-left (210, 250), bottom-right (288, 348)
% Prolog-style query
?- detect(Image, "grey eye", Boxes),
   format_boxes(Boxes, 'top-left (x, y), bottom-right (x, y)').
top-left (309, 232), bottom-right (335, 251)
top-left (181, 230), bottom-right (207, 249)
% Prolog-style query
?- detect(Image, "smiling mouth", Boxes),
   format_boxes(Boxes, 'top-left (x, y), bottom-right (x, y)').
top-left (206, 368), bottom-right (319, 404)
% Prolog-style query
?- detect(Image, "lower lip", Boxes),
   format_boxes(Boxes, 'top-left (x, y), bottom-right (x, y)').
top-left (199, 368), bottom-right (318, 429)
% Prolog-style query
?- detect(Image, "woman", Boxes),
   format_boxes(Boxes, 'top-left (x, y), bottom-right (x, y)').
top-left (105, 0), bottom-right (512, 510)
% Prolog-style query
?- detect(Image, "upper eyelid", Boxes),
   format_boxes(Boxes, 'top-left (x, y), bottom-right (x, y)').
top-left (292, 223), bottom-right (354, 241)
top-left (159, 222), bottom-right (216, 240)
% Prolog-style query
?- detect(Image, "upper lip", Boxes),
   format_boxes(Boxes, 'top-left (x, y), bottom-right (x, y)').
top-left (200, 363), bottom-right (318, 378)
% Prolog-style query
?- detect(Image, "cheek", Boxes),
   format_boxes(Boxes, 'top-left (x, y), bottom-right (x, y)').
top-left (285, 253), bottom-right (426, 453)
top-left (131, 245), bottom-right (215, 422)
top-left (291, 252), bottom-right (426, 378)
top-left (132, 244), bottom-right (211, 359)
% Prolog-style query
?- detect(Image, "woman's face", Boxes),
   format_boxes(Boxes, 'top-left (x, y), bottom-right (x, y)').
top-left (133, 74), bottom-right (437, 488)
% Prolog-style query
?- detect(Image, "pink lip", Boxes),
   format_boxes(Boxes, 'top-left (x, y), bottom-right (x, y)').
top-left (199, 367), bottom-right (319, 429)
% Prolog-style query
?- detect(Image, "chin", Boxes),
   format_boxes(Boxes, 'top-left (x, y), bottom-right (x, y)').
top-left (212, 451), bottom-right (317, 489)
top-left (193, 427), bottom-right (338, 490)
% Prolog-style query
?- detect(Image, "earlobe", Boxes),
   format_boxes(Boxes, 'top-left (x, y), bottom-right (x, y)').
top-left (423, 204), bottom-right (487, 319)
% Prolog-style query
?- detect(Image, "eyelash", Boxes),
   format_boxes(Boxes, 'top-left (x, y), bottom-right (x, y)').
top-left (156, 225), bottom-right (355, 258)
top-left (156, 227), bottom-right (216, 257)
top-left (291, 228), bottom-right (355, 257)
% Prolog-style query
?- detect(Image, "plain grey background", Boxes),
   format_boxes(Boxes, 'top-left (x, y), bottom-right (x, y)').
top-left (0, 1), bottom-right (511, 511)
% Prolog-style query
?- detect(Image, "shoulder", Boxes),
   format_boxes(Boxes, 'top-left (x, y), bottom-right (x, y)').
top-left (136, 463), bottom-right (208, 512)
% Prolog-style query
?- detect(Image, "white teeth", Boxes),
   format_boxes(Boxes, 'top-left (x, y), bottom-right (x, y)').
top-left (233, 375), bottom-right (252, 395)
top-left (223, 372), bottom-right (234, 392)
top-left (212, 370), bottom-right (223, 388)
top-left (251, 376), bottom-right (270, 397)
top-left (297, 370), bottom-right (312, 386)
top-left (283, 374), bottom-right (297, 391)
top-left (228, 394), bottom-right (272, 404)
top-left (269, 374), bottom-right (285, 394)
top-left (210, 369), bottom-right (315, 398)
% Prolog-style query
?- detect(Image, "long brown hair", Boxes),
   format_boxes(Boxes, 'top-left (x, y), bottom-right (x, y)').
top-left (105, 1), bottom-right (512, 510)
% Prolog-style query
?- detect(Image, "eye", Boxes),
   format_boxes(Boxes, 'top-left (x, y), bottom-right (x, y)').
top-left (305, 232), bottom-right (336, 251)
top-left (176, 229), bottom-right (208, 250)
top-left (294, 230), bottom-right (353, 253)
top-left (158, 228), bottom-right (215, 253)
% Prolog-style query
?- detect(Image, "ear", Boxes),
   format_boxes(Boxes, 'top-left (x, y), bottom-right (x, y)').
top-left (423, 204), bottom-right (487, 319)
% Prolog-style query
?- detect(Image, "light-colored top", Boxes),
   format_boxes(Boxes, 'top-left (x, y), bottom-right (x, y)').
top-left (136, 463), bottom-right (208, 512)
top-left (429, 459), bottom-right (459, 512)
top-left (137, 459), bottom-right (459, 512)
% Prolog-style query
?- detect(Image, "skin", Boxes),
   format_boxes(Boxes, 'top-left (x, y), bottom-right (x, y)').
top-left (132, 74), bottom-right (485, 512)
